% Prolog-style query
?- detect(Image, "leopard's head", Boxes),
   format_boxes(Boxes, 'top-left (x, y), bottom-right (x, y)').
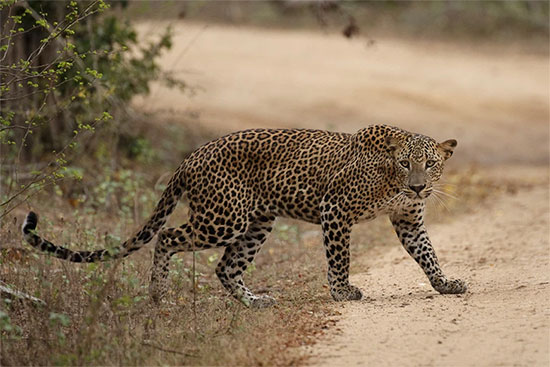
top-left (386, 134), bottom-right (457, 200)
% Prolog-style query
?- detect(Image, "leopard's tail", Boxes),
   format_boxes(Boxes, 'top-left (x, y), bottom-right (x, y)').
top-left (21, 169), bottom-right (185, 263)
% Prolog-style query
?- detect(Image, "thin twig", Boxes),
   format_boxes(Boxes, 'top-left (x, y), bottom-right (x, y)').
top-left (21, 0), bottom-right (99, 65)
top-left (0, 281), bottom-right (46, 306)
top-left (0, 4), bottom-right (15, 63)
top-left (0, 126), bottom-right (27, 132)
top-left (141, 341), bottom-right (197, 357)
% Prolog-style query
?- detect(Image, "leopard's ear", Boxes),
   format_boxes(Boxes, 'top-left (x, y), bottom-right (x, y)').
top-left (385, 136), bottom-right (401, 155)
top-left (437, 139), bottom-right (457, 160)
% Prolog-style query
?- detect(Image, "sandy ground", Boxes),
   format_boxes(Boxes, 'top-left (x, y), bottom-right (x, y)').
top-left (135, 22), bottom-right (550, 366)
top-left (305, 180), bottom-right (550, 366)
top-left (136, 22), bottom-right (549, 167)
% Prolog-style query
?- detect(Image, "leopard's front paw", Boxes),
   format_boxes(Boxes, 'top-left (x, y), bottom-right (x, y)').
top-left (433, 278), bottom-right (467, 294)
top-left (330, 284), bottom-right (363, 301)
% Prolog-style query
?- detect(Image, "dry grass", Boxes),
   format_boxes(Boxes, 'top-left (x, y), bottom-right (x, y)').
top-left (0, 191), bottom-right (336, 366)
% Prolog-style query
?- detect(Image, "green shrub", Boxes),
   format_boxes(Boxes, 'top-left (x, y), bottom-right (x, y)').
top-left (0, 0), bottom-right (183, 220)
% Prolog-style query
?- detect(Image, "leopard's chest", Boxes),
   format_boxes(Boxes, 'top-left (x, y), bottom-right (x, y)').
top-left (354, 189), bottom-right (410, 223)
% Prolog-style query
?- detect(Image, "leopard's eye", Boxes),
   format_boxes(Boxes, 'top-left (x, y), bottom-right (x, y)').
top-left (426, 160), bottom-right (436, 168)
top-left (399, 160), bottom-right (410, 169)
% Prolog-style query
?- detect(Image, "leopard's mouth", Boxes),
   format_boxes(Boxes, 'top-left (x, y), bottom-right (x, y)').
top-left (403, 188), bottom-right (431, 201)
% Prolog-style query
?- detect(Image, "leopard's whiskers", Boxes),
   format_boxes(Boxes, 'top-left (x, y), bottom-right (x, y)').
top-left (433, 182), bottom-right (457, 188)
top-left (432, 188), bottom-right (458, 200)
top-left (427, 193), bottom-right (443, 211)
top-left (384, 191), bottom-right (404, 211)
top-left (430, 191), bottom-right (451, 212)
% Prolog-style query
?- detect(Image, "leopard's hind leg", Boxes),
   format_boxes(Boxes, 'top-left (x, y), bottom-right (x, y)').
top-left (149, 224), bottom-right (213, 303)
top-left (149, 213), bottom-right (276, 308)
top-left (215, 214), bottom-right (275, 308)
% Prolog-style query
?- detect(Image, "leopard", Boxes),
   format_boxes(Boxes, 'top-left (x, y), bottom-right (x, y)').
top-left (22, 124), bottom-right (467, 308)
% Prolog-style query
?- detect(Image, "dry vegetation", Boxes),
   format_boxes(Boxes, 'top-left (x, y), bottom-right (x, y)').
top-left (0, 118), bottom-right (329, 366)
top-left (0, 169), bottom-right (332, 365)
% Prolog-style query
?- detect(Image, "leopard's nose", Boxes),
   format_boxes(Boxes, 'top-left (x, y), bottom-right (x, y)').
top-left (409, 184), bottom-right (426, 194)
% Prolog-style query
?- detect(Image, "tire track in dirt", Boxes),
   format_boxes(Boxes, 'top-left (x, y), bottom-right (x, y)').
top-left (305, 183), bottom-right (549, 366)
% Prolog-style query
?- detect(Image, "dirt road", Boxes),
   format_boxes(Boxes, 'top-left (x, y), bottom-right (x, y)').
top-left (137, 22), bottom-right (549, 167)
top-left (305, 182), bottom-right (549, 366)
